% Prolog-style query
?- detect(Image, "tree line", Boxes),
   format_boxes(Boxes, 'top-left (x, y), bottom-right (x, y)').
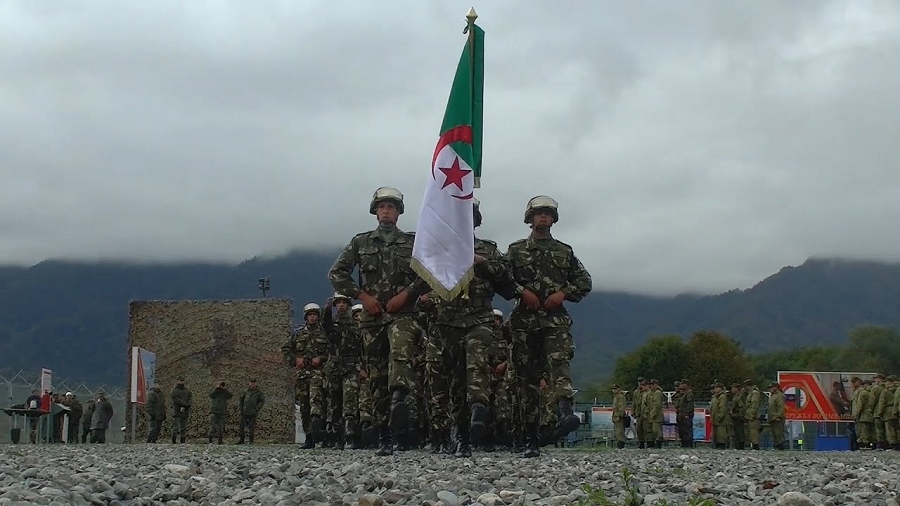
top-left (580, 325), bottom-right (900, 403)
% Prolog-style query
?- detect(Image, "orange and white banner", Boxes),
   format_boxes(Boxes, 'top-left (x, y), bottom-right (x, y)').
top-left (777, 370), bottom-right (877, 422)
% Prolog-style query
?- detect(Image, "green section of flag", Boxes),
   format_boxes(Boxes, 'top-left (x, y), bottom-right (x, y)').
top-left (440, 24), bottom-right (484, 186)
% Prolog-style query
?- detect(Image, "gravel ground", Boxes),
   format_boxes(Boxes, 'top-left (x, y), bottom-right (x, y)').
top-left (1, 445), bottom-right (898, 506)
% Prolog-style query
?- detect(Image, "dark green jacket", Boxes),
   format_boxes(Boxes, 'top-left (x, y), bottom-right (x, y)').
top-left (170, 385), bottom-right (192, 418)
top-left (208, 387), bottom-right (233, 415)
top-left (146, 388), bottom-right (166, 421)
top-left (240, 387), bottom-right (266, 416)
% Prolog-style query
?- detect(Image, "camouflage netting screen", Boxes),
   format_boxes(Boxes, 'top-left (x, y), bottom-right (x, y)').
top-left (126, 299), bottom-right (294, 443)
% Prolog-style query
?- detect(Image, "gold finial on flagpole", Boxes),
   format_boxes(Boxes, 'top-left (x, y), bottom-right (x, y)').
top-left (464, 7), bottom-right (477, 33)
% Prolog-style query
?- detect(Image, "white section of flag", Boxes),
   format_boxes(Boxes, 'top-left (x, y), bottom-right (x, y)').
top-left (411, 144), bottom-right (475, 298)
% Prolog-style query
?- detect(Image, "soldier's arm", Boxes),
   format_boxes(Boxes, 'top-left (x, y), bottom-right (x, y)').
top-left (562, 251), bottom-right (592, 302)
top-left (328, 238), bottom-right (363, 298)
top-left (281, 334), bottom-right (297, 365)
top-left (496, 247), bottom-right (524, 300)
top-left (258, 391), bottom-right (265, 409)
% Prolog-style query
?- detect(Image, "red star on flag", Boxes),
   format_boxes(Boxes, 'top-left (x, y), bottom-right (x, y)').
top-left (438, 156), bottom-right (471, 191)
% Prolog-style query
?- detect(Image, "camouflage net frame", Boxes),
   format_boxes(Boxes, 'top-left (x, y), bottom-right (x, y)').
top-left (126, 299), bottom-right (294, 443)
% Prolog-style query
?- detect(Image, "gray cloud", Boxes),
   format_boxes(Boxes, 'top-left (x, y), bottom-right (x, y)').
top-left (1, 0), bottom-right (899, 295)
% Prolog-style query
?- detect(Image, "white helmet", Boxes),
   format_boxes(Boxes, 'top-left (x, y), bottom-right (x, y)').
top-left (524, 195), bottom-right (559, 224)
top-left (332, 292), bottom-right (352, 302)
top-left (303, 303), bottom-right (320, 314)
top-left (492, 309), bottom-right (503, 318)
top-left (370, 186), bottom-right (404, 215)
top-left (351, 304), bottom-right (363, 313)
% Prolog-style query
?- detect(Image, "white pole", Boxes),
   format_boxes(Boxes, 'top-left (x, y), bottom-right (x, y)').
top-left (131, 403), bottom-right (137, 443)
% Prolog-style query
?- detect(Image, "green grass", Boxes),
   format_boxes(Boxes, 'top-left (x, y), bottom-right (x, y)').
top-left (576, 466), bottom-right (715, 506)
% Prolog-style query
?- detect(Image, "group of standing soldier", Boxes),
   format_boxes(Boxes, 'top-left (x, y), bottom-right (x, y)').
top-left (850, 374), bottom-right (899, 450)
top-left (610, 378), bottom-right (788, 450)
top-left (282, 186), bottom-right (592, 458)
top-left (143, 378), bottom-right (266, 445)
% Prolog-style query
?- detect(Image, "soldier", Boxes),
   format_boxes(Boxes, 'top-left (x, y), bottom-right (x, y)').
top-left (208, 381), bottom-right (232, 444)
top-left (503, 315), bottom-right (525, 453)
top-left (645, 379), bottom-right (664, 448)
top-left (89, 392), bottom-right (114, 444)
top-left (281, 303), bottom-right (329, 449)
top-left (429, 198), bottom-right (508, 457)
top-left (743, 380), bottom-right (761, 450)
top-left (146, 385), bottom-right (165, 443)
top-left (502, 195), bottom-right (592, 457)
top-left (611, 384), bottom-right (626, 449)
top-left (884, 375), bottom-right (898, 450)
top-left (323, 293), bottom-right (365, 450)
top-left (632, 378), bottom-right (645, 448)
top-left (170, 378), bottom-right (192, 444)
top-left (539, 377), bottom-right (558, 446)
top-left (851, 377), bottom-right (873, 449)
top-left (670, 381), bottom-right (681, 409)
top-left (328, 187), bottom-right (430, 456)
top-left (676, 379), bottom-right (694, 448)
top-left (767, 381), bottom-right (786, 450)
top-left (350, 303), bottom-right (375, 446)
top-left (730, 383), bottom-right (746, 449)
top-left (710, 382), bottom-right (728, 449)
top-left (486, 308), bottom-right (511, 451)
top-left (872, 373), bottom-right (886, 450)
top-left (63, 393), bottom-right (83, 444)
top-left (81, 399), bottom-right (95, 444)
top-left (238, 379), bottom-right (265, 444)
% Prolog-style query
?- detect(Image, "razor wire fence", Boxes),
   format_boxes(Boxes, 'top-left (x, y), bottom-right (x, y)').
top-left (0, 370), bottom-right (127, 444)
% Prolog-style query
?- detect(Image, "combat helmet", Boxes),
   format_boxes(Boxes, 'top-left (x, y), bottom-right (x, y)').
top-left (303, 303), bottom-right (320, 318)
top-left (350, 304), bottom-right (363, 314)
top-left (492, 308), bottom-right (503, 318)
top-left (523, 195), bottom-right (559, 224)
top-left (473, 197), bottom-right (482, 227)
top-left (370, 186), bottom-right (404, 215)
top-left (332, 292), bottom-right (352, 303)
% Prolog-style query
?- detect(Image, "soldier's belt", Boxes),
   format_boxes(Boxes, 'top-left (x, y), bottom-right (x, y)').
top-left (442, 298), bottom-right (493, 309)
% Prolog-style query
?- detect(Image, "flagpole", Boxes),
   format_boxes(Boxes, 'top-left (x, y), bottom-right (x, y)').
top-left (464, 7), bottom-right (480, 188)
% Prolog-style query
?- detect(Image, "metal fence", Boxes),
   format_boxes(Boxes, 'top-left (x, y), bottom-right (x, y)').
top-left (0, 370), bottom-right (127, 444)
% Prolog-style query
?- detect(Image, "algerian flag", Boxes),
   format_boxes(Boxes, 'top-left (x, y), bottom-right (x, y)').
top-left (411, 20), bottom-right (485, 301)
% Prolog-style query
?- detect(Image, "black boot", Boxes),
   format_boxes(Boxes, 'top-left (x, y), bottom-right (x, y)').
top-left (469, 402), bottom-right (488, 445)
top-left (389, 390), bottom-right (409, 436)
top-left (172, 435), bottom-right (177, 444)
top-left (556, 398), bottom-right (581, 436)
top-left (430, 429), bottom-right (446, 454)
top-left (310, 416), bottom-right (325, 440)
top-left (454, 428), bottom-right (472, 458)
top-left (638, 441), bottom-right (645, 449)
top-left (180, 436), bottom-right (186, 444)
top-left (617, 441), bottom-right (626, 449)
top-left (300, 433), bottom-right (316, 449)
top-left (513, 429), bottom-right (526, 453)
top-left (376, 427), bottom-right (394, 456)
top-left (208, 436), bottom-right (214, 444)
top-left (217, 436), bottom-right (223, 445)
top-left (524, 423), bottom-right (540, 458)
top-left (360, 421), bottom-right (376, 447)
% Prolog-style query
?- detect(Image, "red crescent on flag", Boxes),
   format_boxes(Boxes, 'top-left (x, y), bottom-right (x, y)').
top-left (453, 192), bottom-right (474, 200)
top-left (432, 125), bottom-right (474, 180)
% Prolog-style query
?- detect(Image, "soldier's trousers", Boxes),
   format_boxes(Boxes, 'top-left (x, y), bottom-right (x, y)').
top-left (67, 416), bottom-right (81, 443)
top-left (857, 421), bottom-right (873, 444)
top-left (732, 419), bottom-right (746, 448)
top-left (296, 370), bottom-right (326, 430)
top-left (328, 369), bottom-right (360, 427)
top-left (874, 417), bottom-right (885, 443)
top-left (746, 419), bottom-right (761, 445)
top-left (81, 425), bottom-right (91, 443)
top-left (650, 421), bottom-right (662, 442)
top-left (208, 414), bottom-right (226, 438)
top-left (677, 414), bottom-right (693, 446)
top-left (490, 374), bottom-right (510, 425)
top-left (634, 416), bottom-right (644, 443)
top-left (361, 317), bottom-right (421, 428)
top-left (640, 418), bottom-right (654, 443)
top-left (540, 387), bottom-right (557, 427)
top-left (358, 376), bottom-right (374, 425)
top-left (147, 419), bottom-right (162, 443)
top-left (511, 325), bottom-right (574, 424)
top-left (239, 415), bottom-right (257, 442)
top-left (713, 424), bottom-right (729, 445)
top-left (770, 419), bottom-right (786, 447)
top-left (885, 418), bottom-right (898, 444)
top-left (436, 322), bottom-right (493, 429)
top-left (90, 429), bottom-right (106, 444)
top-left (425, 328), bottom-right (450, 432)
top-left (613, 420), bottom-right (625, 443)
top-left (173, 415), bottom-right (188, 438)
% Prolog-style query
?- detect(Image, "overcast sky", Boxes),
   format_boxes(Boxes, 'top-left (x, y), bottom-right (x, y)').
top-left (2, 1), bottom-right (899, 296)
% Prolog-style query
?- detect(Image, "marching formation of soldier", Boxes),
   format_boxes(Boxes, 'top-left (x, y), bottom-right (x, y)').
top-left (278, 186), bottom-right (593, 458)
top-left (849, 374), bottom-right (900, 450)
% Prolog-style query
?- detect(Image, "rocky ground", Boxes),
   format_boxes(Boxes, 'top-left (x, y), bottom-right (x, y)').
top-left (0, 445), bottom-right (898, 506)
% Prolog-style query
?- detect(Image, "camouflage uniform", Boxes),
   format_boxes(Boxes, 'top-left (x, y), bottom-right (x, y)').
top-left (872, 375), bottom-right (886, 449)
top-left (281, 308), bottom-right (329, 448)
top-left (503, 196), bottom-right (592, 458)
top-left (487, 312), bottom-right (512, 448)
top-left (645, 381), bottom-right (664, 447)
top-left (420, 293), bottom-right (452, 452)
top-left (145, 387), bottom-right (165, 443)
top-left (632, 382), bottom-right (645, 447)
top-left (883, 377), bottom-right (898, 449)
top-left (351, 305), bottom-right (377, 445)
top-left (710, 384), bottom-right (729, 448)
top-left (504, 319), bottom-right (525, 451)
top-left (323, 301), bottom-right (364, 448)
top-left (403, 329), bottom-right (427, 448)
top-left (431, 235), bottom-right (507, 456)
top-left (853, 381), bottom-right (874, 448)
top-left (328, 187), bottom-right (429, 455)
